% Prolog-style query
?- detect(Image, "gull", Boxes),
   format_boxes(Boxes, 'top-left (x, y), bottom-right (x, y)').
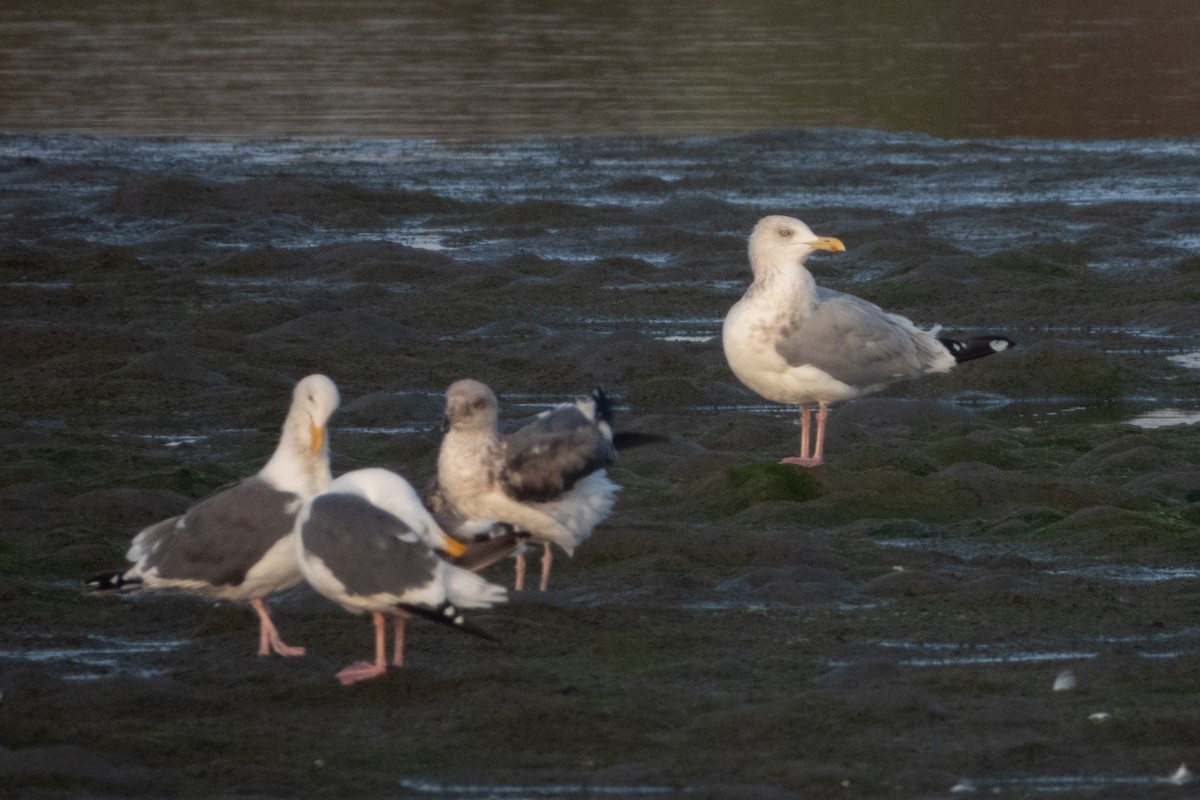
top-left (87, 374), bottom-right (340, 657)
top-left (722, 215), bottom-right (1014, 466)
top-left (295, 468), bottom-right (507, 685)
top-left (434, 379), bottom-right (618, 591)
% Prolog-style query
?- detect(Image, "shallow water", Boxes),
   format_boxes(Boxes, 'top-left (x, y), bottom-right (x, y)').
top-left (3, 1), bottom-right (1200, 140)
top-left (4, 131), bottom-right (1199, 275)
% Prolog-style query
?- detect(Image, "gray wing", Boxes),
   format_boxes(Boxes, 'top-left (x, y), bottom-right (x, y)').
top-left (775, 288), bottom-right (929, 388)
top-left (301, 493), bottom-right (438, 598)
top-left (139, 478), bottom-right (299, 587)
top-left (500, 403), bottom-right (615, 503)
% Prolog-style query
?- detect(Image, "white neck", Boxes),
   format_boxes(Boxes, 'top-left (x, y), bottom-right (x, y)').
top-left (750, 253), bottom-right (818, 311)
top-left (258, 409), bottom-right (331, 498)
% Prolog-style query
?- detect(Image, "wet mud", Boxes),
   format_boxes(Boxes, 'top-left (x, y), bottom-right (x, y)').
top-left (1, 130), bottom-right (1199, 798)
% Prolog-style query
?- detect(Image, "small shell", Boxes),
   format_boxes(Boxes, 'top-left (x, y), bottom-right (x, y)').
top-left (1052, 669), bottom-right (1077, 691)
top-left (1167, 764), bottom-right (1193, 786)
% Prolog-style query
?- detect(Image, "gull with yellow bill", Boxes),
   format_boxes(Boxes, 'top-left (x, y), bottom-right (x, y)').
top-left (88, 374), bottom-right (341, 658)
top-left (723, 216), bottom-right (1014, 466)
top-left (295, 468), bottom-right (507, 685)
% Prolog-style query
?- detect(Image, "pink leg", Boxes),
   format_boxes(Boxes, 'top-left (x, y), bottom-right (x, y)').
top-left (514, 551), bottom-right (527, 591)
top-left (250, 597), bottom-right (305, 657)
top-left (336, 611), bottom-right (388, 685)
top-left (392, 615), bottom-right (406, 667)
top-left (800, 404), bottom-right (811, 459)
top-left (780, 404), bottom-right (825, 468)
top-left (538, 542), bottom-right (554, 592)
top-left (811, 402), bottom-right (830, 465)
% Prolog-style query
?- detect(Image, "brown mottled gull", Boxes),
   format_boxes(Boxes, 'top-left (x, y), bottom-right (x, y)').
top-left (433, 379), bottom-right (618, 591)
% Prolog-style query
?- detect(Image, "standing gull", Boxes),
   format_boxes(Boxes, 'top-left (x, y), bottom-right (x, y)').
top-left (722, 216), bottom-right (1014, 466)
top-left (434, 379), bottom-right (618, 591)
top-left (88, 374), bottom-right (341, 657)
top-left (295, 468), bottom-right (507, 685)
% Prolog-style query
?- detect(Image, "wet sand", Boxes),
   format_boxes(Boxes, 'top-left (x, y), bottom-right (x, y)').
top-left (1, 130), bottom-right (1200, 798)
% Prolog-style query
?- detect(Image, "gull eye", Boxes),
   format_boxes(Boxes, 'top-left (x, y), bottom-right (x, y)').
top-left (779, 228), bottom-right (793, 238)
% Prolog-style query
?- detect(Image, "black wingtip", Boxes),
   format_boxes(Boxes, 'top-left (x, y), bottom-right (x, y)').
top-left (591, 386), bottom-right (614, 426)
top-left (938, 335), bottom-right (1017, 364)
top-left (397, 602), bottom-right (501, 644)
top-left (85, 571), bottom-right (139, 591)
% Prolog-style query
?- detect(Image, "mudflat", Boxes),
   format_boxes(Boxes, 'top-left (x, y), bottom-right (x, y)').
top-left (1, 131), bottom-right (1199, 798)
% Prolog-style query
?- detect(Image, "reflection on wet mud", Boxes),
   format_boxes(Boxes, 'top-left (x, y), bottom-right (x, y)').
top-left (952, 763), bottom-right (1194, 793)
top-left (0, 633), bottom-right (187, 680)
top-left (398, 778), bottom-right (690, 797)
top-left (858, 626), bottom-right (1200, 667)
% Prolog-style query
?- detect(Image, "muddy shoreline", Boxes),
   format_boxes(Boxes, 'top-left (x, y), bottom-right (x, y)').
top-left (2, 130), bottom-right (1199, 798)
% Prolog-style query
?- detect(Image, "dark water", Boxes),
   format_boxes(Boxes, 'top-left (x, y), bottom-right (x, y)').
top-left (3, 0), bottom-right (1200, 140)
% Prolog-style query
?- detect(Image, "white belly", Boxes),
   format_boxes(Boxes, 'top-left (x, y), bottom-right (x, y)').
top-left (722, 302), bottom-right (861, 405)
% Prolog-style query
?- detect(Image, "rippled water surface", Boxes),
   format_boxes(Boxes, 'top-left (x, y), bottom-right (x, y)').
top-left (3, 0), bottom-right (1199, 139)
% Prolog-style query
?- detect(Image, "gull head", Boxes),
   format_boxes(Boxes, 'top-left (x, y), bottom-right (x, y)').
top-left (749, 215), bottom-right (845, 274)
top-left (292, 374), bottom-right (341, 455)
top-left (442, 379), bottom-right (499, 433)
top-left (263, 373), bottom-right (339, 493)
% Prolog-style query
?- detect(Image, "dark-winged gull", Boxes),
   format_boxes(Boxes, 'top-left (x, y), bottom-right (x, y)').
top-left (434, 379), bottom-right (618, 591)
top-left (88, 374), bottom-right (341, 657)
top-left (723, 216), bottom-right (1014, 467)
top-left (295, 468), bottom-right (507, 685)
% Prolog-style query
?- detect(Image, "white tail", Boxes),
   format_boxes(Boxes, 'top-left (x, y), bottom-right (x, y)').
top-left (443, 564), bottom-right (508, 609)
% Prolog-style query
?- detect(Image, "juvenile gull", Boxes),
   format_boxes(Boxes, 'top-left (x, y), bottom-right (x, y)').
top-left (722, 215), bottom-right (1014, 466)
top-left (88, 374), bottom-right (341, 657)
top-left (295, 468), bottom-right (507, 685)
top-left (434, 379), bottom-right (618, 591)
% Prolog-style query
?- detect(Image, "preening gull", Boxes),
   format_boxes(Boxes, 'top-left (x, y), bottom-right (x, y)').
top-left (88, 374), bottom-right (341, 657)
top-left (722, 215), bottom-right (1015, 466)
top-left (434, 379), bottom-right (618, 591)
top-left (295, 468), bottom-right (507, 685)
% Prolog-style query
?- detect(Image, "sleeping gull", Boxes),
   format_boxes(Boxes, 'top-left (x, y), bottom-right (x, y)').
top-left (295, 468), bottom-right (507, 685)
top-left (722, 215), bottom-right (1014, 466)
top-left (433, 379), bottom-right (618, 591)
top-left (88, 374), bottom-right (341, 657)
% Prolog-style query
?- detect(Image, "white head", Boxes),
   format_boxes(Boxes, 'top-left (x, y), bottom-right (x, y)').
top-left (260, 374), bottom-right (340, 494)
top-left (290, 374), bottom-right (341, 455)
top-left (327, 468), bottom-right (462, 554)
top-left (328, 468), bottom-right (424, 525)
top-left (441, 379), bottom-right (499, 434)
top-left (748, 215), bottom-right (845, 277)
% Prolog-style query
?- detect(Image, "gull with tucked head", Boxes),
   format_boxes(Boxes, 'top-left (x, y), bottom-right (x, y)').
top-left (723, 215), bottom-right (1014, 466)
top-left (295, 468), bottom-right (507, 685)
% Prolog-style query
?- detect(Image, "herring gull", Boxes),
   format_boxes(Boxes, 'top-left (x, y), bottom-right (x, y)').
top-left (295, 468), bottom-right (507, 685)
top-left (87, 374), bottom-right (341, 657)
top-left (433, 379), bottom-right (618, 591)
top-left (722, 216), bottom-right (1014, 466)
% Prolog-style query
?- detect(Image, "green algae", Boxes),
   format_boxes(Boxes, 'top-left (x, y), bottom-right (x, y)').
top-left (1032, 505), bottom-right (1200, 559)
top-left (979, 245), bottom-right (1091, 278)
top-left (717, 463), bottom-right (824, 514)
